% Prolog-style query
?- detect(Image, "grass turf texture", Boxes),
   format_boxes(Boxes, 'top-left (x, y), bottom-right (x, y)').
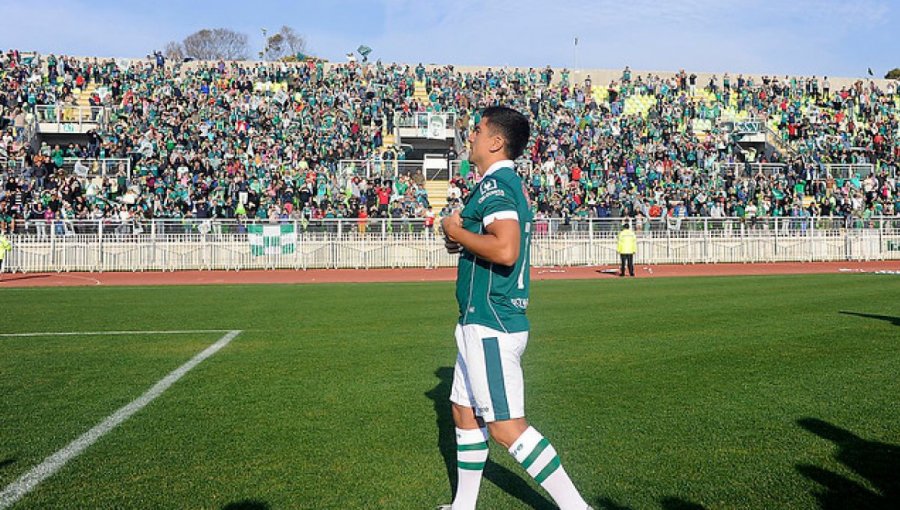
top-left (0, 274), bottom-right (898, 509)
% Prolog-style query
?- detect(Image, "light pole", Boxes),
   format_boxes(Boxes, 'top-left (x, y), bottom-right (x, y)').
top-left (260, 28), bottom-right (268, 60)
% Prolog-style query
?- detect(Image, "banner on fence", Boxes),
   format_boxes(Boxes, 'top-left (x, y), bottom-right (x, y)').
top-left (249, 224), bottom-right (295, 256)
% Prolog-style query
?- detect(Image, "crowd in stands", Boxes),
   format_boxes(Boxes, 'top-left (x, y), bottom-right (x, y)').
top-left (1, 48), bottom-right (899, 235)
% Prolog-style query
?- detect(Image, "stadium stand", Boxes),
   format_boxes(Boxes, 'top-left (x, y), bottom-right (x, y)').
top-left (1, 49), bottom-right (898, 237)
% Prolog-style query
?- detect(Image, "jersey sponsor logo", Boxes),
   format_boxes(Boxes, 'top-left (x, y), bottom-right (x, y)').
top-left (481, 179), bottom-right (498, 192)
top-left (510, 298), bottom-right (529, 309)
top-left (478, 188), bottom-right (505, 204)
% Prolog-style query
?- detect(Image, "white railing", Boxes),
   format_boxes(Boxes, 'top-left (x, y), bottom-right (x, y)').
top-left (336, 159), bottom-right (534, 180)
top-left (64, 157), bottom-right (131, 179)
top-left (715, 162), bottom-right (790, 177)
top-left (719, 118), bottom-right (766, 134)
top-left (714, 162), bottom-right (875, 180)
top-left (394, 111), bottom-right (457, 130)
top-left (7, 157), bottom-right (131, 180)
top-left (337, 159), bottom-right (463, 180)
top-left (34, 105), bottom-right (107, 131)
top-left (3, 217), bottom-right (898, 273)
top-left (819, 164), bottom-right (876, 179)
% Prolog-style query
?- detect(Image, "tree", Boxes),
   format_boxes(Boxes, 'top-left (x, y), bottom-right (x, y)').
top-left (885, 68), bottom-right (900, 80)
top-left (164, 41), bottom-right (185, 62)
top-left (265, 25), bottom-right (306, 60)
top-left (264, 33), bottom-right (285, 60)
top-left (182, 28), bottom-right (250, 61)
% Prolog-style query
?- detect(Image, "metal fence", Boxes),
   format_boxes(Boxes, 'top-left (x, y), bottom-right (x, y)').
top-left (394, 111), bottom-right (457, 130)
top-left (3, 217), bottom-right (898, 273)
top-left (713, 162), bottom-right (875, 179)
top-left (6, 157), bottom-right (131, 180)
top-left (34, 105), bottom-right (107, 129)
top-left (337, 159), bottom-right (455, 180)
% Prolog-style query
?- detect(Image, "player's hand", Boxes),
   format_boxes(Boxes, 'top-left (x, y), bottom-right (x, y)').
top-left (441, 211), bottom-right (463, 254)
top-left (441, 211), bottom-right (462, 240)
top-left (444, 237), bottom-right (462, 254)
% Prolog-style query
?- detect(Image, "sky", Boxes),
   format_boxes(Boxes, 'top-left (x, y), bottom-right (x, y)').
top-left (0, 0), bottom-right (896, 78)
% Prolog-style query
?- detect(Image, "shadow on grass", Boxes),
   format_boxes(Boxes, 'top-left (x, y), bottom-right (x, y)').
top-left (592, 495), bottom-right (705, 509)
top-left (221, 500), bottom-right (269, 510)
top-left (659, 496), bottom-right (706, 509)
top-left (796, 417), bottom-right (900, 509)
top-left (425, 366), bottom-right (555, 509)
top-left (594, 496), bottom-right (634, 509)
top-left (839, 311), bottom-right (900, 327)
top-left (0, 457), bottom-right (15, 469)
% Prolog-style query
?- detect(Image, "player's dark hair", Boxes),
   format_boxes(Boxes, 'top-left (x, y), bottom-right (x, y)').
top-left (481, 106), bottom-right (530, 160)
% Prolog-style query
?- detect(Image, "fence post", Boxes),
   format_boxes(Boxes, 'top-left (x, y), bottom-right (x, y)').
top-left (740, 220), bottom-right (746, 261)
top-left (774, 217), bottom-right (779, 261)
top-left (588, 219), bottom-right (595, 265)
top-left (332, 222), bottom-right (339, 269)
top-left (97, 218), bottom-right (103, 272)
top-left (666, 225), bottom-right (671, 262)
top-left (844, 223), bottom-right (852, 261)
top-left (703, 218), bottom-right (709, 263)
top-left (151, 220), bottom-right (157, 270)
top-left (50, 219), bottom-right (57, 271)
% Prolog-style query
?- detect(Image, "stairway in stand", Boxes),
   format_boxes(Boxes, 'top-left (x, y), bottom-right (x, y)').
top-left (414, 80), bottom-right (431, 108)
top-left (75, 83), bottom-right (97, 108)
top-left (57, 83), bottom-right (99, 123)
top-left (424, 179), bottom-right (448, 211)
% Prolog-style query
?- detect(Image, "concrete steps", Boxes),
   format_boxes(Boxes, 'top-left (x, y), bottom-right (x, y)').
top-left (75, 83), bottom-right (97, 107)
top-left (414, 80), bottom-right (430, 108)
top-left (424, 179), bottom-right (448, 211)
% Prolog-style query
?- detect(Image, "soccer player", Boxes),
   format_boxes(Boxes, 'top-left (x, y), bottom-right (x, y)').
top-left (439, 107), bottom-right (591, 510)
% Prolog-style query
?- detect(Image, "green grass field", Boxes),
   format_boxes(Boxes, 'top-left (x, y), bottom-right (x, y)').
top-left (1, 274), bottom-right (898, 509)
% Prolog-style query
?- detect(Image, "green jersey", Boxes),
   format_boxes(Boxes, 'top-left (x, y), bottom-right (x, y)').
top-left (456, 163), bottom-right (533, 333)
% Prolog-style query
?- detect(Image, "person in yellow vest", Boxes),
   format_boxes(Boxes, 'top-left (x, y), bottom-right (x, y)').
top-left (616, 222), bottom-right (637, 277)
top-left (0, 233), bottom-right (11, 278)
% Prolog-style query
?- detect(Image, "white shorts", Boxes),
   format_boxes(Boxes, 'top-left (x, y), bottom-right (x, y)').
top-left (450, 323), bottom-right (528, 422)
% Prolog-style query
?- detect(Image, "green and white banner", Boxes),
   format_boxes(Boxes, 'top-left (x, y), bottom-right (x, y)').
top-left (249, 224), bottom-right (295, 256)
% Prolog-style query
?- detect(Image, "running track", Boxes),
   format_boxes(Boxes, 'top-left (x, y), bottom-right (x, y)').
top-left (1, 261), bottom-right (898, 288)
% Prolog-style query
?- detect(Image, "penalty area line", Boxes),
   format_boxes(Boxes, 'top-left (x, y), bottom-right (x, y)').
top-left (0, 329), bottom-right (242, 509)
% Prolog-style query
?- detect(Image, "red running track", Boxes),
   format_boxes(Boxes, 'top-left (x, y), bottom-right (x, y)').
top-left (0, 261), bottom-right (897, 288)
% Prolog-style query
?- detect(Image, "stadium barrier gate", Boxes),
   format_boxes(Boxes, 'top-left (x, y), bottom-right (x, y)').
top-left (4, 217), bottom-right (899, 273)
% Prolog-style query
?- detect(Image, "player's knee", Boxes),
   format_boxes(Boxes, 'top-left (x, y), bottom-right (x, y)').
top-left (451, 403), bottom-right (481, 429)
top-left (487, 418), bottom-right (529, 448)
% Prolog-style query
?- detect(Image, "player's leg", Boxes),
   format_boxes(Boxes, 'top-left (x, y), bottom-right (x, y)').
top-left (448, 326), bottom-right (490, 510)
top-left (447, 403), bottom-right (489, 510)
top-left (472, 325), bottom-right (591, 510)
top-left (499, 420), bottom-right (591, 510)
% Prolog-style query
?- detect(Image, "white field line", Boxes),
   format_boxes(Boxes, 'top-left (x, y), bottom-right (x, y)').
top-left (0, 330), bottom-right (232, 338)
top-left (0, 330), bottom-right (242, 509)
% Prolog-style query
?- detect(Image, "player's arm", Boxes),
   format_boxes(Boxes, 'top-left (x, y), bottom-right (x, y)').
top-left (442, 211), bottom-right (520, 266)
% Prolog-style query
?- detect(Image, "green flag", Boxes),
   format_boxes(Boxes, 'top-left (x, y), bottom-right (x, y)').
top-left (249, 224), bottom-right (296, 256)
